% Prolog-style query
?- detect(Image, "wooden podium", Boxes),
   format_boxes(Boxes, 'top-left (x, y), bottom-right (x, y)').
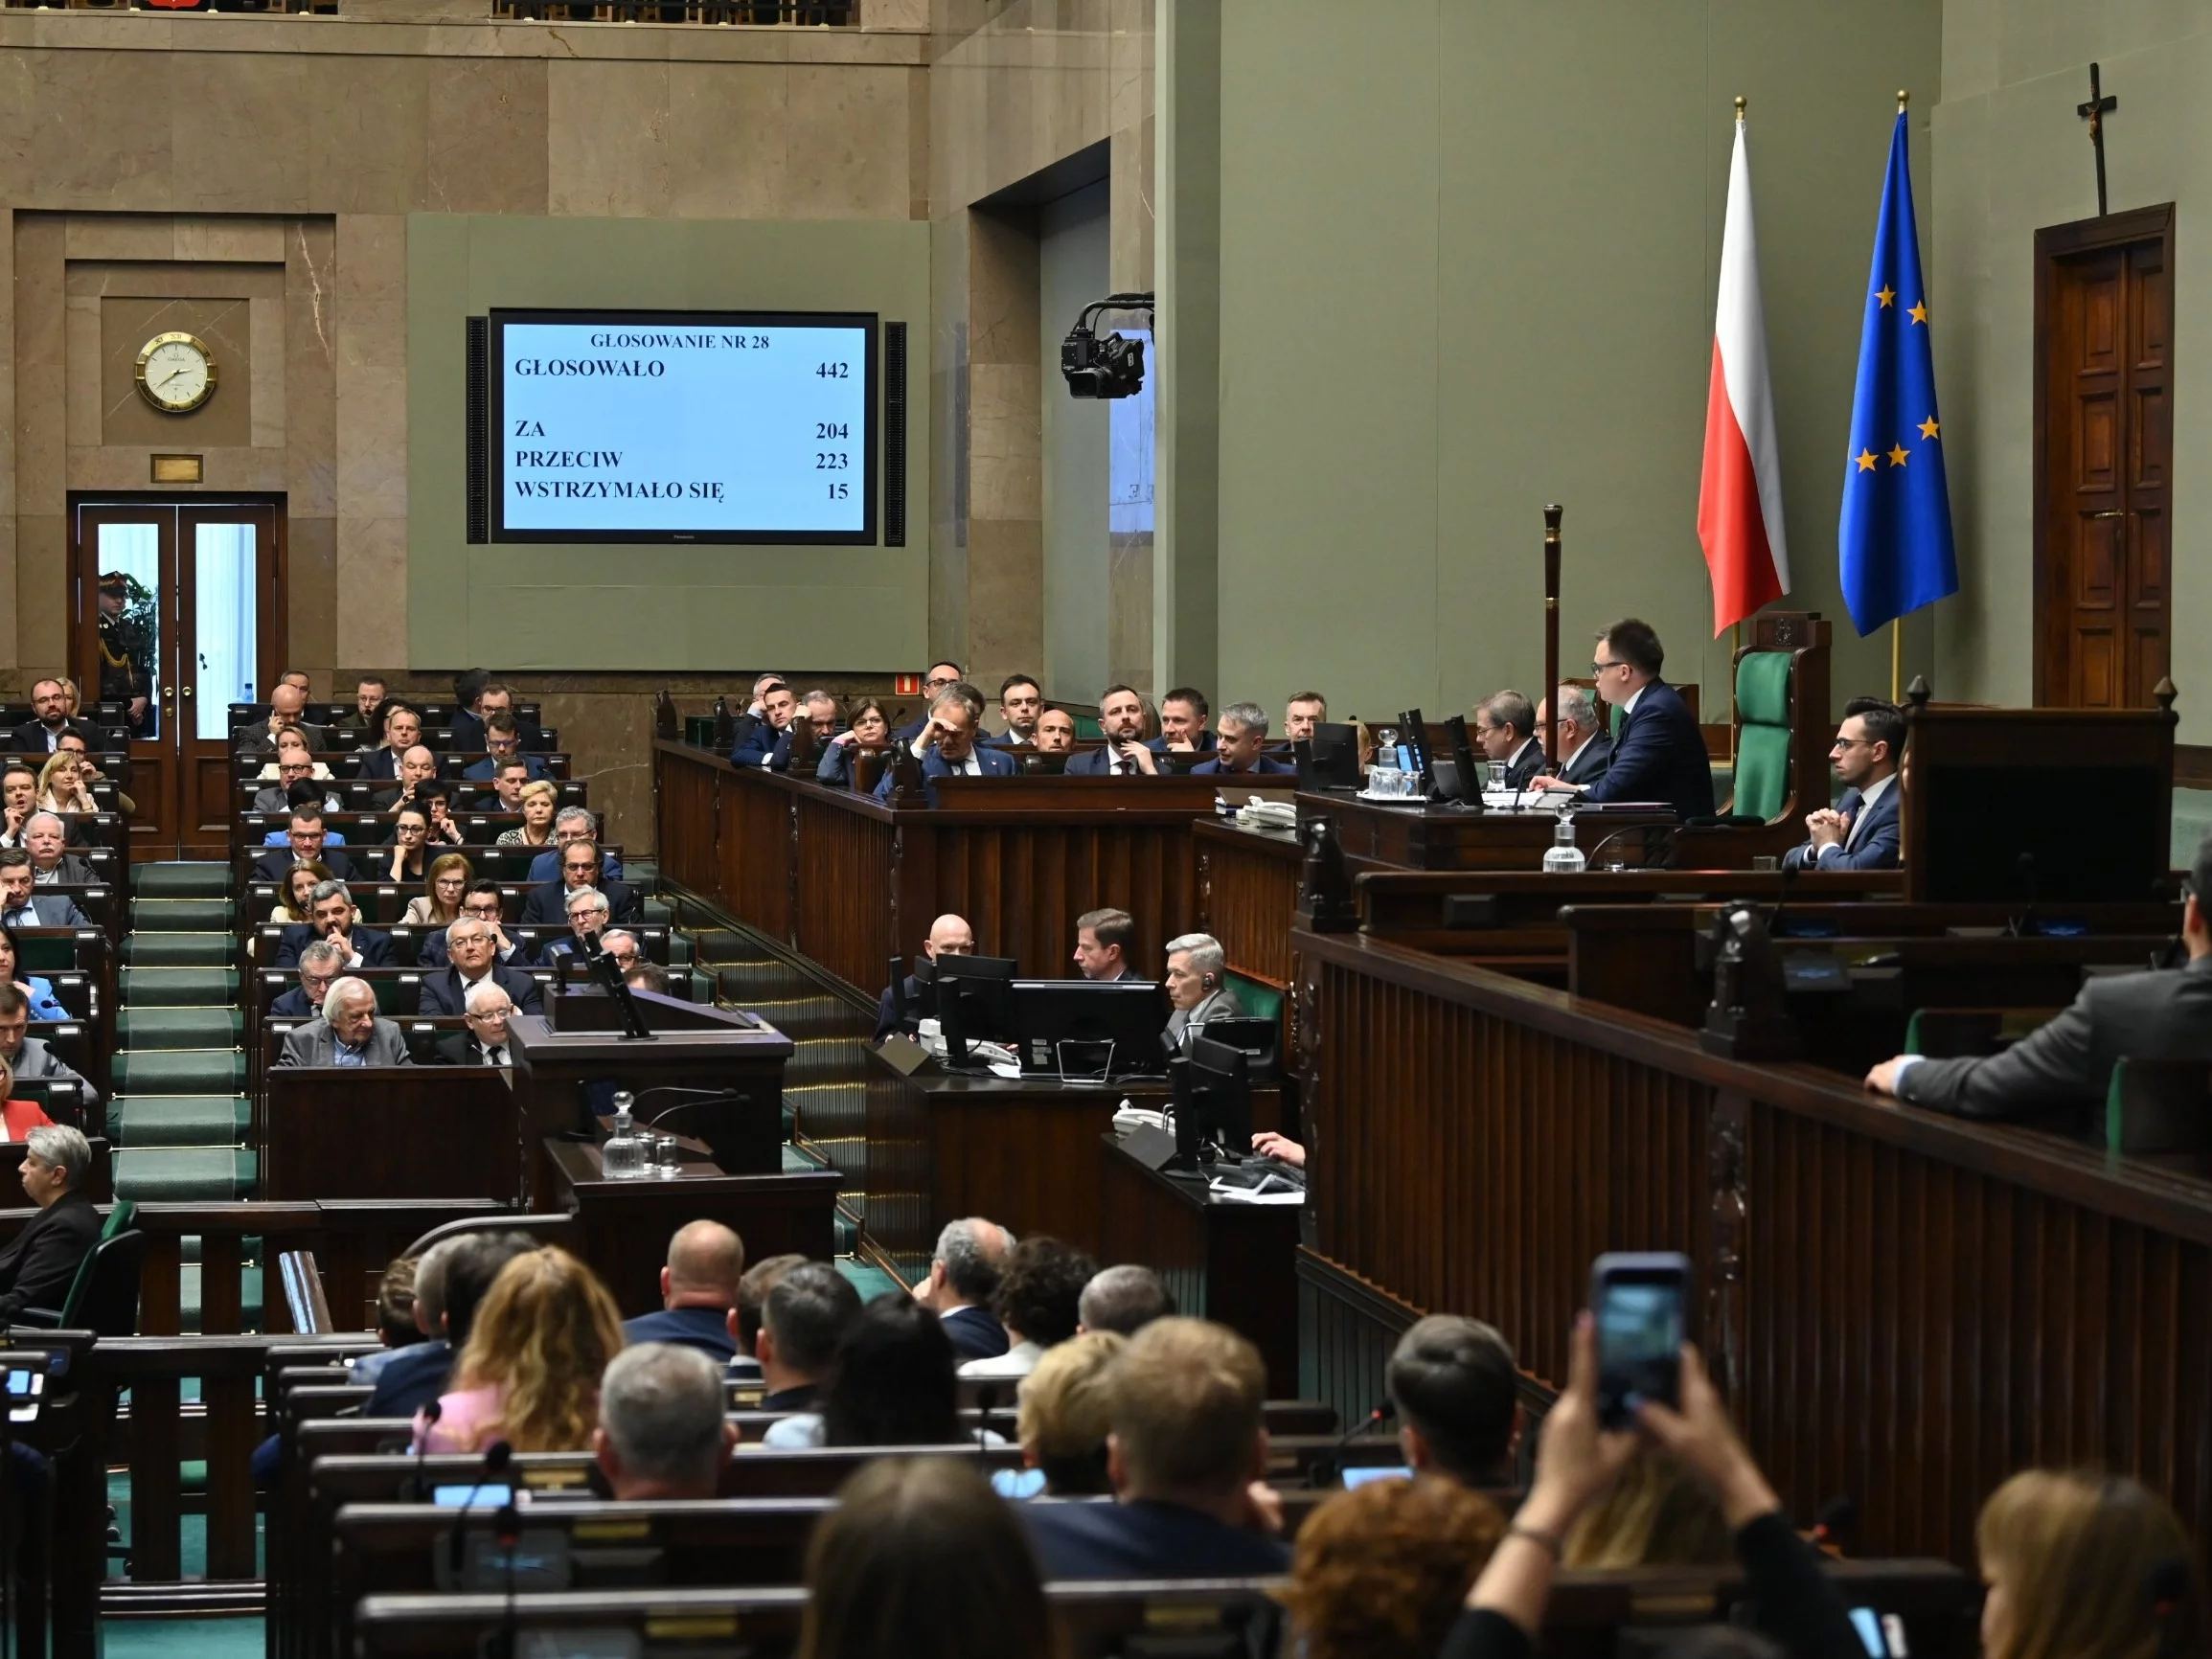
top-left (508, 988), bottom-right (796, 1209)
top-left (262, 1069), bottom-right (516, 1202)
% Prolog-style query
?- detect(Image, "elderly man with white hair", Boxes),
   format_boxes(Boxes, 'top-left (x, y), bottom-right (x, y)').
top-left (537, 887), bottom-right (613, 965)
top-left (274, 974), bottom-right (411, 1068)
top-left (417, 916), bottom-right (543, 1018)
top-left (433, 979), bottom-right (518, 1068)
top-left (595, 1344), bottom-right (737, 1501)
top-left (1163, 933), bottom-right (1243, 1050)
top-left (20, 813), bottom-right (95, 886)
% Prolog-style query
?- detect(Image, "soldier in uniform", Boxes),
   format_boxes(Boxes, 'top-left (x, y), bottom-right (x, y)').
top-left (96, 574), bottom-right (154, 735)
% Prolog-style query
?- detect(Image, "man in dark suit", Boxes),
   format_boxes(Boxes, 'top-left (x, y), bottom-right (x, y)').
top-left (0, 986), bottom-right (99, 1110)
top-left (274, 881), bottom-right (396, 969)
top-left (1538, 686), bottom-right (1612, 787)
top-left (1067, 686), bottom-right (1157, 776)
top-left (874, 913), bottom-right (975, 1041)
top-left (251, 807), bottom-right (356, 884)
top-left (460, 716), bottom-right (549, 784)
top-left (1073, 908), bottom-right (1141, 983)
top-left (756, 1263), bottom-right (859, 1415)
top-left (526, 810), bottom-right (626, 886)
top-left (890, 662), bottom-right (969, 746)
top-left (22, 815), bottom-right (95, 886)
top-left (984, 674), bottom-right (1044, 749)
top-left (6, 679), bottom-right (94, 758)
top-left (1866, 833), bottom-right (2212, 1125)
top-left (0, 853), bottom-right (87, 929)
top-left (1022, 1318), bottom-right (1289, 1579)
top-left (1191, 704), bottom-right (1294, 777)
top-left (730, 683), bottom-right (799, 768)
top-left (1387, 1314), bottom-right (1523, 1489)
top-left (269, 939), bottom-right (347, 1018)
top-left (519, 842), bottom-right (642, 926)
top-left (912, 1216), bottom-right (1013, 1362)
top-left (445, 674), bottom-right (492, 756)
top-left (416, 919), bottom-right (544, 1017)
top-left (621, 1221), bottom-right (747, 1362)
top-left (1475, 691), bottom-right (1548, 789)
top-left (0, 1125), bottom-right (100, 1323)
top-left (356, 704), bottom-right (424, 783)
top-left (274, 977), bottom-right (411, 1067)
top-left (1535, 619), bottom-right (1715, 821)
top-left (1782, 697), bottom-right (1904, 872)
top-left (1148, 688), bottom-right (1217, 758)
top-left (232, 683), bottom-right (328, 759)
top-left (430, 983), bottom-right (517, 1067)
top-left (871, 688), bottom-right (1016, 807)
top-left (367, 746), bottom-right (444, 814)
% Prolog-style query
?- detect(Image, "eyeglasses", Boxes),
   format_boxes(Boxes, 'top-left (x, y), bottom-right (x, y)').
top-left (924, 674), bottom-right (960, 691)
top-left (466, 1007), bottom-right (512, 1023)
top-left (464, 900), bottom-right (502, 918)
top-left (300, 971), bottom-right (337, 992)
top-left (1591, 659), bottom-right (1625, 674)
top-left (487, 736), bottom-right (518, 753)
top-left (1831, 738), bottom-right (1879, 751)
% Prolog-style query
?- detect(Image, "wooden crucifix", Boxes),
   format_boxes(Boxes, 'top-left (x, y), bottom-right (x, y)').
top-left (2077, 60), bottom-right (2117, 216)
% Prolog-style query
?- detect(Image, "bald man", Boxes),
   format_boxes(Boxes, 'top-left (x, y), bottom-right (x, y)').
top-left (875, 913), bottom-right (976, 1042)
top-left (621, 1220), bottom-right (749, 1362)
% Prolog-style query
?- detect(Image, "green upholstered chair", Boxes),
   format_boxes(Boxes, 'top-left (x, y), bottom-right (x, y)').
top-left (1730, 651), bottom-right (1797, 823)
top-left (1073, 713), bottom-right (1104, 739)
top-left (2104, 1057), bottom-right (2212, 1157)
top-left (1225, 969), bottom-right (1284, 1027)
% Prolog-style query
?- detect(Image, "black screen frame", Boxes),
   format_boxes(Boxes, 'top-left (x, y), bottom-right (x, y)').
top-left (489, 307), bottom-right (881, 546)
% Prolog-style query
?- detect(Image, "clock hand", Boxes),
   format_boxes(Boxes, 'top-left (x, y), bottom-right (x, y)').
top-left (158, 366), bottom-right (193, 388)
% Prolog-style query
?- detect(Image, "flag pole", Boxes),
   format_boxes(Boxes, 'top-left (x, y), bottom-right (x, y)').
top-left (1890, 617), bottom-right (1903, 701)
top-left (1729, 620), bottom-right (1742, 765)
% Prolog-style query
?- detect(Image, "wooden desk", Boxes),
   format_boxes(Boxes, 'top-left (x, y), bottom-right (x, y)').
top-left (261, 1069), bottom-right (517, 1202)
top-left (1195, 817), bottom-right (1304, 989)
top-left (1296, 795), bottom-right (1674, 871)
top-left (540, 1138), bottom-right (840, 1318)
top-left (1098, 1132), bottom-right (1302, 1396)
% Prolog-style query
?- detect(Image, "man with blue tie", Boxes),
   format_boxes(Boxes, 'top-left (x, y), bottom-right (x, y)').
top-left (873, 684), bottom-right (1016, 806)
top-left (1783, 698), bottom-right (1904, 872)
top-left (1534, 619), bottom-right (1715, 822)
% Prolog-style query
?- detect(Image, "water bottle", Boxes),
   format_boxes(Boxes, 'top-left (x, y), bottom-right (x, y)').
top-left (602, 1091), bottom-right (647, 1179)
top-left (1542, 813), bottom-right (1587, 874)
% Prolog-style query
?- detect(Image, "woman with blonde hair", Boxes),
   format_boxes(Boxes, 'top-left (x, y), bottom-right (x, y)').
top-left (268, 861), bottom-right (330, 926)
top-left (414, 1246), bottom-right (625, 1454)
top-left (402, 853), bottom-right (473, 929)
top-left (34, 753), bottom-right (95, 815)
top-left (256, 727), bottom-right (333, 783)
top-left (1562, 1446), bottom-right (1731, 1569)
top-left (1977, 1470), bottom-right (2206, 1659)
top-left (496, 780), bottom-right (559, 848)
top-left (1014, 1329), bottom-right (1125, 1495)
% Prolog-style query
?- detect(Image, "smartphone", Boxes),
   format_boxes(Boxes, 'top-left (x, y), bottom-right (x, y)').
top-left (1340, 1465), bottom-right (1413, 1490)
top-left (433, 1483), bottom-right (513, 1509)
top-left (1589, 1251), bottom-right (1691, 1429)
top-left (1848, 1608), bottom-right (1910, 1659)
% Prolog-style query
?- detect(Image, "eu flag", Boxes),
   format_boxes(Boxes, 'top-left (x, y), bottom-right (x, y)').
top-left (1839, 111), bottom-right (1957, 636)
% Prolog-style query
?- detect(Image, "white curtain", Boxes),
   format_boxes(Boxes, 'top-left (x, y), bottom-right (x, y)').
top-left (194, 523), bottom-right (258, 740)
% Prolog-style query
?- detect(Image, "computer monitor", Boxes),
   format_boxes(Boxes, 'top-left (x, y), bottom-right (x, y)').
top-left (1010, 979), bottom-right (1171, 1079)
top-left (1294, 722), bottom-right (1359, 791)
top-left (1400, 707), bottom-right (1436, 793)
top-left (1017, 752), bottom-right (1068, 776)
top-left (1195, 1014), bottom-right (1279, 1080)
top-left (935, 953), bottom-right (1019, 1063)
top-left (1918, 761), bottom-right (2168, 904)
top-left (1439, 714), bottom-right (1485, 808)
top-left (1169, 1034), bottom-right (1255, 1170)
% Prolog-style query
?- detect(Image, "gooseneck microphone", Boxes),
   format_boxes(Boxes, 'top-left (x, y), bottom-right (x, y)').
top-left (406, 1398), bottom-right (444, 1502)
top-left (445, 1439), bottom-right (514, 1577)
top-left (1311, 1400), bottom-right (1395, 1489)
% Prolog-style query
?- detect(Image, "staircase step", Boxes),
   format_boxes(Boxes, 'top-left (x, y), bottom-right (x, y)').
top-left (124, 932), bottom-right (233, 967)
top-left (111, 1096), bottom-right (251, 1147)
top-left (131, 862), bottom-right (233, 899)
top-left (131, 898), bottom-right (235, 931)
top-left (118, 1008), bottom-right (241, 1048)
top-left (114, 1148), bottom-right (257, 1202)
top-left (120, 967), bottom-right (239, 1007)
top-left (113, 1050), bottom-right (245, 1095)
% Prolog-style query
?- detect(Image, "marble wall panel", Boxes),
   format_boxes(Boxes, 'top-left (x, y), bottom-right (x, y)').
top-left (0, 55), bottom-right (30, 213)
top-left (306, 56), bottom-right (431, 216)
top-left (13, 513), bottom-right (65, 682)
top-left (286, 513), bottom-right (338, 679)
top-left (63, 217), bottom-right (175, 262)
top-left (969, 206), bottom-right (1038, 365)
top-left (250, 294), bottom-right (286, 449)
top-left (172, 54), bottom-right (312, 215)
top-left (424, 57), bottom-right (549, 215)
top-left (334, 364), bottom-right (405, 518)
top-left (14, 216), bottom-right (66, 534)
top-left (335, 513), bottom-right (409, 669)
top-left (546, 59), bottom-right (671, 218)
top-left (663, 61), bottom-right (784, 221)
top-left (967, 361), bottom-right (1040, 522)
top-left (100, 295), bottom-right (255, 449)
top-left (66, 446), bottom-right (288, 493)
top-left (30, 49), bottom-right (175, 214)
top-left (0, 208), bottom-right (13, 670)
top-left (63, 296), bottom-right (102, 451)
top-left (965, 514), bottom-right (1042, 688)
top-left (285, 218), bottom-right (339, 518)
top-left (783, 64), bottom-right (915, 218)
top-left (173, 217), bottom-right (290, 264)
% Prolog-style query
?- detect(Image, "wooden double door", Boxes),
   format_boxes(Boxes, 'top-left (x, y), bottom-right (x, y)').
top-left (70, 499), bottom-right (285, 857)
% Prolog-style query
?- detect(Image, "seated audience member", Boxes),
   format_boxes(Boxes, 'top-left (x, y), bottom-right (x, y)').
top-left (536, 888), bottom-right (613, 964)
top-left (1164, 933), bottom-right (1243, 1046)
top-left (7, 679), bottom-right (91, 756)
top-left (260, 779), bottom-right (346, 845)
top-left (432, 982), bottom-right (515, 1067)
top-left (234, 682), bottom-right (327, 758)
top-left (445, 672), bottom-right (492, 753)
top-left (416, 1245), bottom-right (626, 1454)
top-left (266, 862), bottom-right (331, 929)
top-left (731, 681), bottom-right (799, 767)
top-left (276, 975), bottom-right (411, 1068)
top-left (463, 713), bottom-right (549, 783)
top-left (1072, 907), bottom-right (1139, 982)
top-left (1975, 1469), bottom-right (2208, 1659)
top-left (1565, 1448), bottom-right (1730, 1566)
top-left (1150, 687), bottom-right (1217, 755)
top-left (1286, 1475), bottom-right (1505, 1659)
top-left (55, 728), bottom-right (133, 818)
top-left (0, 985), bottom-right (99, 1109)
top-left (816, 698), bottom-right (892, 788)
top-left (275, 880), bottom-right (395, 968)
top-left (912, 1216), bottom-right (1014, 1361)
top-left (253, 724), bottom-right (332, 784)
top-left (253, 751), bottom-right (332, 815)
top-left (252, 807), bottom-right (355, 884)
top-left (872, 684), bottom-right (1016, 804)
top-left (34, 752), bottom-right (97, 816)
top-left (402, 852), bottom-right (472, 930)
top-left (625, 960), bottom-right (671, 997)
top-left (0, 924), bottom-right (70, 1022)
top-left (623, 1220), bottom-right (746, 1361)
top-left (1021, 1317), bottom-right (1288, 1579)
top-left (721, 672), bottom-right (784, 753)
top-left (22, 815), bottom-right (93, 886)
top-left (497, 780), bottom-right (560, 848)
top-left (1536, 684), bottom-right (1611, 786)
top-left (522, 843), bottom-right (641, 926)
top-left (269, 939), bottom-right (347, 1018)
top-left (376, 808), bottom-right (432, 890)
top-left (1065, 685), bottom-right (1157, 776)
top-left (527, 807), bottom-right (626, 885)
top-left (418, 916), bottom-right (544, 1017)
top-left (332, 675), bottom-right (386, 741)
top-left (961, 1236), bottom-right (1097, 1379)
top-left (797, 1458), bottom-right (1051, 1659)
top-left (349, 1257), bottom-right (427, 1386)
top-left (370, 745), bottom-right (442, 814)
top-left (0, 851), bottom-right (87, 929)
top-left (729, 1253), bottom-right (806, 1387)
top-left (278, 668), bottom-right (312, 697)
top-left (986, 675), bottom-right (1044, 748)
top-left (874, 913), bottom-right (975, 1041)
top-left (1782, 696), bottom-right (1904, 869)
top-left (767, 692), bottom-right (843, 772)
top-left (1476, 691), bottom-right (1547, 789)
top-left (1015, 1329), bottom-right (1126, 1495)
top-left (0, 1125), bottom-right (97, 1322)
top-left (1193, 703), bottom-right (1294, 776)
top-left (419, 881), bottom-right (524, 970)
top-left (362, 1230), bottom-right (536, 1418)
top-left (469, 758), bottom-right (533, 816)
top-left (0, 767), bottom-right (41, 846)
top-left (595, 930), bottom-right (643, 973)
top-left (1866, 830), bottom-right (2212, 1123)
top-left (1533, 620), bottom-right (1715, 821)
top-left (891, 662), bottom-right (971, 745)
top-left (779, 1295), bottom-right (972, 1450)
top-left (1032, 707), bottom-right (1077, 756)
top-left (594, 1343), bottom-right (736, 1502)
top-left (1387, 1315), bottom-right (1521, 1488)
top-left (1077, 1264), bottom-right (1175, 1336)
top-left (1283, 692), bottom-right (1328, 744)
top-left (0, 1056), bottom-right (53, 1140)
top-left (358, 703), bottom-right (424, 782)
top-left (755, 1262), bottom-right (863, 1439)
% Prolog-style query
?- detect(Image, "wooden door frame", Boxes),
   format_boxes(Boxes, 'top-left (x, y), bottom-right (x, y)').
top-left (2031, 202), bottom-right (2175, 707)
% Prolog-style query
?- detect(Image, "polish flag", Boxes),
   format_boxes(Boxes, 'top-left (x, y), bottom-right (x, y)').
top-left (1698, 118), bottom-right (1790, 634)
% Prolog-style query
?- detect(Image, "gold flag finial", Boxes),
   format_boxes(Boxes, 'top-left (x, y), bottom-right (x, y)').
top-left (1897, 88), bottom-right (1909, 112)
top-left (1735, 96), bottom-right (1746, 123)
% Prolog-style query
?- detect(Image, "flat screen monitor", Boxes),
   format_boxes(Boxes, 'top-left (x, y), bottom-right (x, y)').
top-left (1172, 1034), bottom-right (1255, 1166)
top-left (1918, 762), bottom-right (2167, 903)
top-left (1295, 722), bottom-right (1360, 791)
top-left (490, 308), bottom-right (878, 544)
top-left (935, 953), bottom-right (1019, 1063)
top-left (1010, 979), bottom-right (1170, 1079)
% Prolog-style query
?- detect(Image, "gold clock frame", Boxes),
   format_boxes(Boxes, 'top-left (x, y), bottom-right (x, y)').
top-left (134, 330), bottom-right (217, 415)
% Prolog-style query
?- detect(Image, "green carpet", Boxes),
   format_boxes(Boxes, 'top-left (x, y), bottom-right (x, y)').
top-left (124, 932), bottom-right (234, 967)
top-left (130, 862), bottom-right (234, 898)
top-left (114, 1148), bottom-right (256, 1201)
top-left (120, 966), bottom-right (239, 1006)
top-left (107, 1619), bottom-right (262, 1657)
top-left (111, 1096), bottom-right (252, 1146)
top-left (132, 897), bottom-right (235, 930)
top-left (835, 1259), bottom-right (899, 1301)
top-left (119, 1008), bottom-right (241, 1047)
top-left (114, 1051), bottom-right (245, 1094)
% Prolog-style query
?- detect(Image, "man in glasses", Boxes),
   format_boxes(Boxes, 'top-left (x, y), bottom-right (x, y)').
top-left (417, 881), bottom-right (524, 970)
top-left (1531, 618), bottom-right (1714, 822)
top-left (251, 806), bottom-right (355, 883)
top-left (520, 838), bottom-right (642, 926)
top-left (526, 807), bottom-right (625, 886)
top-left (461, 714), bottom-right (550, 784)
top-left (892, 662), bottom-right (992, 746)
top-left (269, 939), bottom-right (347, 1017)
top-left (1782, 698), bottom-right (1904, 871)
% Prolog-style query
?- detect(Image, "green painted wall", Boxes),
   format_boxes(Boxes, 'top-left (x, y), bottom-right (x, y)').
top-left (407, 214), bottom-right (930, 671)
top-left (1214, 0), bottom-right (1942, 728)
